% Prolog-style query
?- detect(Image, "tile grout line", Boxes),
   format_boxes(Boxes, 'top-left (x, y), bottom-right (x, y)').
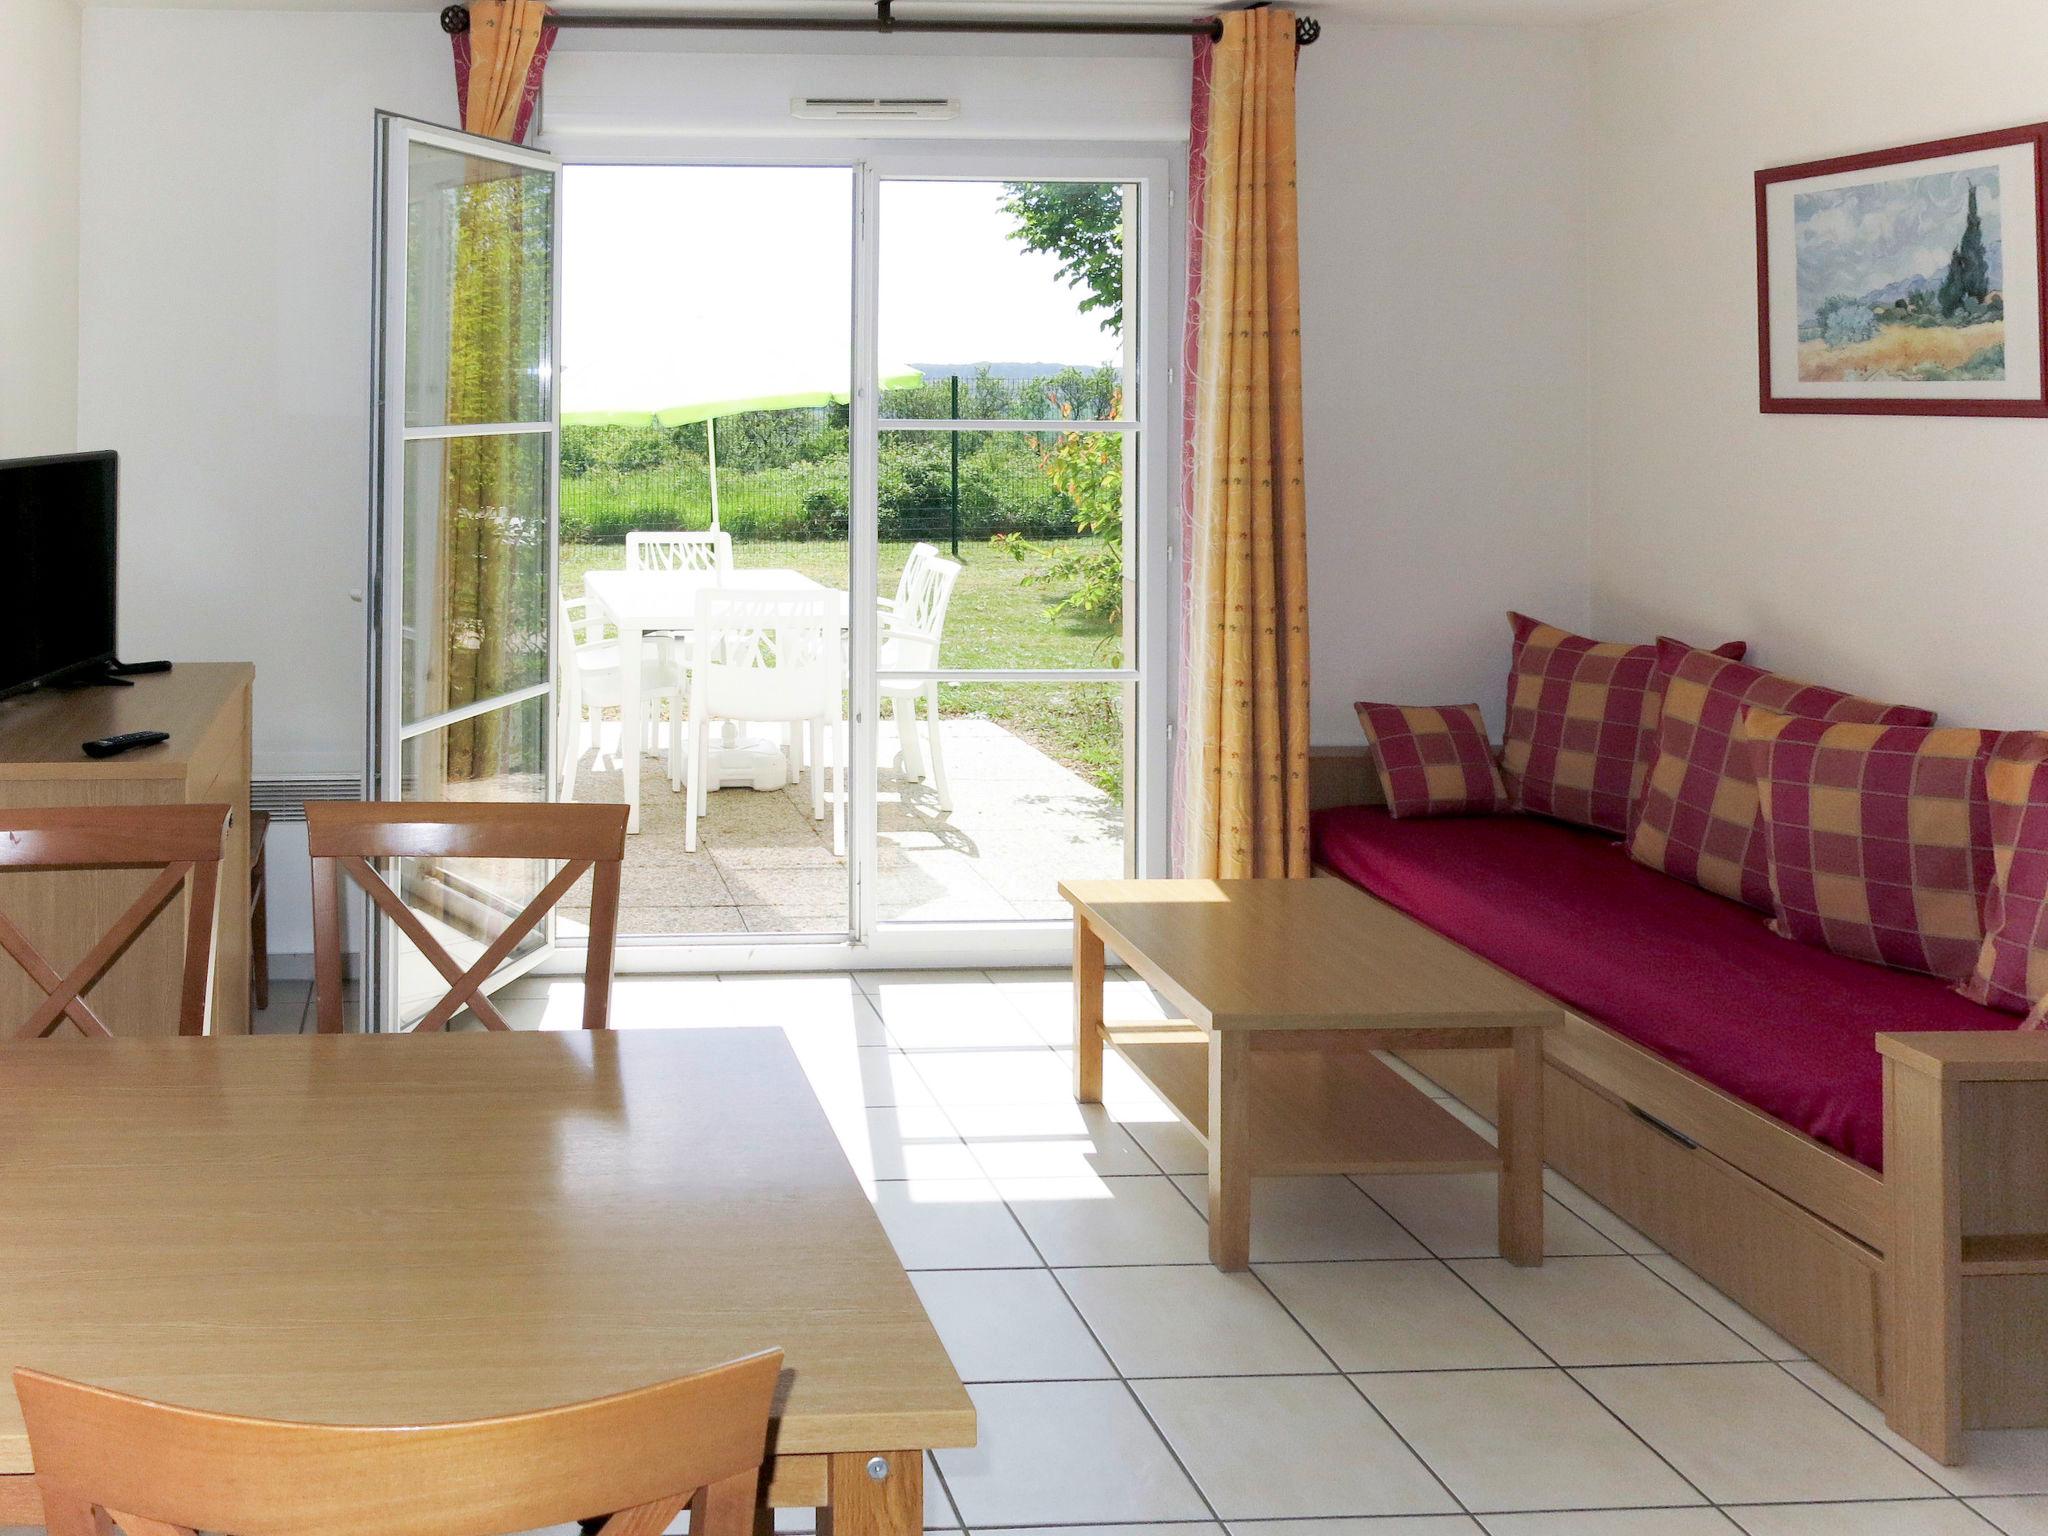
top-left (1332, 1103), bottom-right (1744, 1518)
top-left (1283, 1166), bottom-right (1729, 1520)
top-left (851, 975), bottom-right (2034, 1523)
top-left (1767, 1354), bottom-right (1970, 1498)
top-left (1237, 1266), bottom-right (1477, 1525)
top-left (1037, 1266), bottom-right (1231, 1530)
top-left (915, 1068), bottom-right (1231, 1534)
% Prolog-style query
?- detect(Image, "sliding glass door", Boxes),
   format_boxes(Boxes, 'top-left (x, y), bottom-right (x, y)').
top-left (367, 115), bottom-right (562, 1028)
top-left (530, 146), bottom-right (1169, 961)
top-left (851, 157), bottom-right (1166, 944)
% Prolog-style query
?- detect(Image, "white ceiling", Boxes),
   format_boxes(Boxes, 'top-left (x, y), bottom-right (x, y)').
top-left (89, 0), bottom-right (1670, 25)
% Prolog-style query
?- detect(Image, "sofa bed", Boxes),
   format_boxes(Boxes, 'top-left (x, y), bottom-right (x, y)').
top-left (1315, 619), bottom-right (2048, 1466)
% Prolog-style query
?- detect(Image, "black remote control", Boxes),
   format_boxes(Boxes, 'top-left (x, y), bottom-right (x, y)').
top-left (82, 730), bottom-right (169, 759)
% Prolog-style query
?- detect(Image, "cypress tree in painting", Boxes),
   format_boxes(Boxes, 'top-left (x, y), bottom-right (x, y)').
top-left (1939, 181), bottom-right (1992, 316)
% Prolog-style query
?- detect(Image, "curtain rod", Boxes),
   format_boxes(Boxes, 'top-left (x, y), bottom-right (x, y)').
top-left (438, 3), bottom-right (1322, 46)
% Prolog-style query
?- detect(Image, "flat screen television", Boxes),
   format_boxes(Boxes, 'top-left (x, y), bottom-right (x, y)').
top-left (0, 451), bottom-right (118, 699)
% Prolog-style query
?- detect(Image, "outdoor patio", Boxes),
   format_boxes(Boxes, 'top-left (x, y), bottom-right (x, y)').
top-left (560, 714), bottom-right (1127, 935)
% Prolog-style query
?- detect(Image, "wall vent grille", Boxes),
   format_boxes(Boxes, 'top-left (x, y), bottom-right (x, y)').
top-left (252, 776), bottom-right (362, 821)
top-left (791, 96), bottom-right (960, 120)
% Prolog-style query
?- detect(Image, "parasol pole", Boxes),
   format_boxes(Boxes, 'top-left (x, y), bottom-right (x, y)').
top-left (705, 414), bottom-right (722, 530)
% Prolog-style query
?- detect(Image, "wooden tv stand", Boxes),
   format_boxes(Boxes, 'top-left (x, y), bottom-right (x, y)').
top-left (0, 665), bottom-right (253, 1036)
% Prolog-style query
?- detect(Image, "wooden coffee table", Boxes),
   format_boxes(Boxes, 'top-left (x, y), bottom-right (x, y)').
top-left (1061, 878), bottom-right (1564, 1271)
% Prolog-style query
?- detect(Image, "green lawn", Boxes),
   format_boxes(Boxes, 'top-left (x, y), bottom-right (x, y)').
top-left (559, 539), bottom-right (1127, 800)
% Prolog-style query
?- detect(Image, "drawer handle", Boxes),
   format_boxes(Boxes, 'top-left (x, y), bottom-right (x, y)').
top-left (1628, 1103), bottom-right (1699, 1150)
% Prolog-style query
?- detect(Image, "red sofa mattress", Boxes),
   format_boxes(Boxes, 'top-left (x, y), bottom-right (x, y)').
top-left (1311, 805), bottom-right (2012, 1170)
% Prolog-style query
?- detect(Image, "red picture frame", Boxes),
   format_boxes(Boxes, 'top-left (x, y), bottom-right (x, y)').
top-left (1756, 122), bottom-right (2048, 417)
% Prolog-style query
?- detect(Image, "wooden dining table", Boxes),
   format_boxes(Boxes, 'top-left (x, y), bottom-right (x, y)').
top-left (582, 567), bottom-right (853, 833)
top-left (0, 1027), bottom-right (974, 1534)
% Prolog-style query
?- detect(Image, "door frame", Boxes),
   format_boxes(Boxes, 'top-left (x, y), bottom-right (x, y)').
top-left (366, 112), bottom-right (565, 1025)
top-left (537, 137), bottom-right (1183, 972)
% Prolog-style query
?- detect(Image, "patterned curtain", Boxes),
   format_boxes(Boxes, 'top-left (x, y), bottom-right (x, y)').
top-left (451, 0), bottom-right (555, 144)
top-left (1177, 8), bottom-right (1311, 880)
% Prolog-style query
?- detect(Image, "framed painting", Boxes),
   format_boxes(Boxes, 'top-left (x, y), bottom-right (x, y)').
top-left (1756, 122), bottom-right (2048, 416)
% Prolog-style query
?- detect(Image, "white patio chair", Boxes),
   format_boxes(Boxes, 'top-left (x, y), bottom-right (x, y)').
top-left (878, 542), bottom-right (938, 628)
top-left (558, 594), bottom-right (685, 801)
top-left (681, 588), bottom-right (844, 856)
top-left (628, 530), bottom-right (734, 578)
top-left (879, 550), bottom-right (963, 813)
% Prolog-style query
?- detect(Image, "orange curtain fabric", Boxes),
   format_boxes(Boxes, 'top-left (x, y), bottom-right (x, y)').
top-left (1180, 8), bottom-right (1311, 880)
top-left (460, 0), bottom-right (551, 142)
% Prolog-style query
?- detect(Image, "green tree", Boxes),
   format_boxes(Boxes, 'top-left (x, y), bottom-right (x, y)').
top-left (1939, 181), bottom-right (1992, 317)
top-left (992, 391), bottom-right (1126, 657)
top-left (998, 183), bottom-right (1127, 335)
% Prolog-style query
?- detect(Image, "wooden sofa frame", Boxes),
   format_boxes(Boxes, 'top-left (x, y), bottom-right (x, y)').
top-left (1309, 746), bottom-right (2048, 1466)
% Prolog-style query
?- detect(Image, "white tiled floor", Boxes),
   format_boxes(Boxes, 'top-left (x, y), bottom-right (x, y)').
top-left (239, 966), bottom-right (2048, 1535)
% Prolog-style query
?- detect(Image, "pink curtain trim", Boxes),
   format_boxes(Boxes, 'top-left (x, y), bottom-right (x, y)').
top-left (451, 13), bottom-right (558, 144)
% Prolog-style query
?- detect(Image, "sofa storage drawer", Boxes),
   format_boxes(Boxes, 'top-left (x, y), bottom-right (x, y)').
top-left (1399, 1047), bottom-right (1885, 1401)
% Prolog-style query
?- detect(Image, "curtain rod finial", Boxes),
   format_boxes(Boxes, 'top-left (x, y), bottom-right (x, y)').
top-left (1294, 14), bottom-right (1321, 45)
top-left (441, 4), bottom-right (471, 34)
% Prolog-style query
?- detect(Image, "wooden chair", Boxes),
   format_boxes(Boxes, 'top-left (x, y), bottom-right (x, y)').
top-left (307, 802), bottom-right (629, 1034)
top-left (13, 1348), bottom-right (783, 1536)
top-left (249, 808), bottom-right (271, 1012)
top-left (0, 803), bottom-right (231, 1039)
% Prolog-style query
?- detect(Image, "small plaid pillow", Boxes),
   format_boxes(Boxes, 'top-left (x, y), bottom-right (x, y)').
top-left (1355, 702), bottom-right (1510, 819)
top-left (1743, 709), bottom-right (1995, 982)
top-left (1501, 613), bottom-right (1747, 836)
top-left (1959, 734), bottom-right (2048, 1019)
top-left (1629, 641), bottom-right (1937, 909)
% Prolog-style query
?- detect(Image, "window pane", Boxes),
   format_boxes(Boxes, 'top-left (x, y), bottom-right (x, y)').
top-left (878, 180), bottom-right (1134, 422)
top-left (875, 431), bottom-right (1130, 670)
top-left (878, 680), bottom-right (1131, 923)
top-left (394, 695), bottom-right (550, 1023)
top-left (405, 143), bottom-right (553, 428)
top-left (401, 433), bottom-right (550, 725)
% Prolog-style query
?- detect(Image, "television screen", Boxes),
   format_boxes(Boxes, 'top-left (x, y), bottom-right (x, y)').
top-left (0, 451), bottom-right (118, 698)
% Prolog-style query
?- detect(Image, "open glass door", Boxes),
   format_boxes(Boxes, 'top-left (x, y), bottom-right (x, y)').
top-left (367, 115), bottom-right (561, 1030)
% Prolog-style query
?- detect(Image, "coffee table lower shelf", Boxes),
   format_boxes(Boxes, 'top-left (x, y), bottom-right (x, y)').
top-left (1104, 1024), bottom-right (1501, 1177)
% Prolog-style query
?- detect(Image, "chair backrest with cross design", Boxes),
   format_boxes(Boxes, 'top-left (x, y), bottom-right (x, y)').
top-left (306, 802), bottom-right (629, 1034)
top-left (627, 530), bottom-right (733, 578)
top-left (14, 1348), bottom-right (783, 1536)
top-left (0, 804), bottom-right (231, 1039)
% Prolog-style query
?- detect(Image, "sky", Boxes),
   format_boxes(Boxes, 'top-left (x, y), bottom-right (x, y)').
top-left (560, 166), bottom-right (1125, 418)
top-left (1794, 163), bottom-right (2004, 319)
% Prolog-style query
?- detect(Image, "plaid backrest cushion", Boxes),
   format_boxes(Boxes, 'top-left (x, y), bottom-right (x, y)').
top-left (1500, 612), bottom-right (1747, 837)
top-left (1959, 733), bottom-right (2048, 1019)
top-left (1628, 640), bottom-right (1937, 909)
top-left (1355, 702), bottom-right (1510, 819)
top-left (1743, 709), bottom-right (1995, 982)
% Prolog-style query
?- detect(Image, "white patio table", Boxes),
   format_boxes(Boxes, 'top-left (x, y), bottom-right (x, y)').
top-left (583, 566), bottom-right (851, 833)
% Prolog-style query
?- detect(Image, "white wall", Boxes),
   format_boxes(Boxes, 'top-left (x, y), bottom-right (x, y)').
top-left (1299, 23), bottom-right (1592, 742)
top-left (1, 0), bottom-right (82, 459)
top-left (78, 8), bottom-right (450, 956)
top-left (1589, 0), bottom-right (2048, 726)
top-left (543, 30), bottom-right (1189, 146)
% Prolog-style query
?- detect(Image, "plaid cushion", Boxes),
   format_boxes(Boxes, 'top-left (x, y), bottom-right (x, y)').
top-left (1743, 709), bottom-right (1995, 981)
top-left (1628, 640), bottom-right (1936, 909)
top-left (1959, 734), bottom-right (2048, 1018)
top-left (1355, 702), bottom-right (1510, 819)
top-left (1501, 612), bottom-right (1747, 836)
